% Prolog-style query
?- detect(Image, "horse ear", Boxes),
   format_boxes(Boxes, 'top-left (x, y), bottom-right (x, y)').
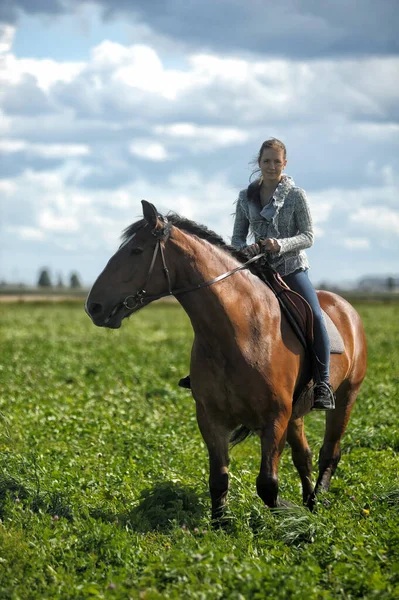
top-left (141, 200), bottom-right (159, 227)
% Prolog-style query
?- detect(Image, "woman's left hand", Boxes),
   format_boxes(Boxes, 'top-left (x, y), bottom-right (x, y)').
top-left (260, 238), bottom-right (280, 253)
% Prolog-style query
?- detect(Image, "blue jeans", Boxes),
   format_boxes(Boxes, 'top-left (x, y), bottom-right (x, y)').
top-left (282, 269), bottom-right (330, 383)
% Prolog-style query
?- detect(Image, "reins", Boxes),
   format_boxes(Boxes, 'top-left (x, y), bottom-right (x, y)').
top-left (122, 217), bottom-right (265, 312)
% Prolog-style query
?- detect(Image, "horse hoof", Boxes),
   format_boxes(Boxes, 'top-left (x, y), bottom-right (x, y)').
top-left (268, 498), bottom-right (295, 510)
top-left (211, 516), bottom-right (228, 530)
top-left (306, 492), bottom-right (317, 512)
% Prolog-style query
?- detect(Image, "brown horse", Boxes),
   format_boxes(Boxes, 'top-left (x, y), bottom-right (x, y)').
top-left (86, 201), bottom-right (367, 521)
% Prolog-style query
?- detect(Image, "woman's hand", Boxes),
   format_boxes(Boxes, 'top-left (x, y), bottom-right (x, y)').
top-left (260, 238), bottom-right (280, 253)
top-left (243, 243), bottom-right (261, 258)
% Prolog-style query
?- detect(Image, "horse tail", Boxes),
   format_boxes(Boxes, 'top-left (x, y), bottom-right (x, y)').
top-left (229, 425), bottom-right (253, 447)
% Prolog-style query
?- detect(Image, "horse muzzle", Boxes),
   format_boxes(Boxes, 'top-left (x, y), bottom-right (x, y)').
top-left (85, 299), bottom-right (125, 328)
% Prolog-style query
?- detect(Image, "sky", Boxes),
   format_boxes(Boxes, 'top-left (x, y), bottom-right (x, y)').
top-left (0, 0), bottom-right (398, 287)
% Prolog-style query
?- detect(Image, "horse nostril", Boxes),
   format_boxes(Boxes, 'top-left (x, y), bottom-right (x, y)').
top-left (89, 302), bottom-right (103, 317)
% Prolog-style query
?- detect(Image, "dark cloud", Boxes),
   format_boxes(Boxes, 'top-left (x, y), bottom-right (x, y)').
top-left (123, 0), bottom-right (399, 57)
top-left (0, 0), bottom-right (67, 23)
top-left (2, 0), bottom-right (398, 58)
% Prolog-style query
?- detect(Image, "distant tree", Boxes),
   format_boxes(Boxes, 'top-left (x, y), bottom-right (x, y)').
top-left (69, 272), bottom-right (82, 289)
top-left (38, 268), bottom-right (52, 287)
top-left (387, 277), bottom-right (395, 292)
top-left (56, 274), bottom-right (65, 288)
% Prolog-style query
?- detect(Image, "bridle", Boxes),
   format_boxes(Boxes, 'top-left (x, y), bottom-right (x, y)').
top-left (122, 216), bottom-right (265, 313)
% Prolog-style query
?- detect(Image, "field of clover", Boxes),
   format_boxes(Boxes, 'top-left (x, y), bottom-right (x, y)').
top-left (0, 300), bottom-right (398, 599)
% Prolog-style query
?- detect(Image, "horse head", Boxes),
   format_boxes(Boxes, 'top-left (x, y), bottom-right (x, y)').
top-left (85, 200), bottom-right (172, 328)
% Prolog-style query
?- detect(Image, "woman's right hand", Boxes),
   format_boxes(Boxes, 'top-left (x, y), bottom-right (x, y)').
top-left (243, 243), bottom-right (261, 258)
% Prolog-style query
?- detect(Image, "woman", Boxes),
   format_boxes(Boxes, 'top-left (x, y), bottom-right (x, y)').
top-left (232, 138), bottom-right (335, 410)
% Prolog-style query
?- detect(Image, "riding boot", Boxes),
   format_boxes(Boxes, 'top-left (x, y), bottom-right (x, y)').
top-left (178, 375), bottom-right (191, 389)
top-left (312, 382), bottom-right (336, 410)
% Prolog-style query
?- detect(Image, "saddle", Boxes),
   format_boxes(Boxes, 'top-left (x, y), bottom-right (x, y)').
top-left (263, 269), bottom-right (314, 351)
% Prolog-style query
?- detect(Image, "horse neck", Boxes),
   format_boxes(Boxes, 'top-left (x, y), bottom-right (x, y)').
top-left (167, 228), bottom-right (273, 337)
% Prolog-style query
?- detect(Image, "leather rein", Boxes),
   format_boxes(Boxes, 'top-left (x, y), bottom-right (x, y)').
top-left (122, 217), bottom-right (265, 312)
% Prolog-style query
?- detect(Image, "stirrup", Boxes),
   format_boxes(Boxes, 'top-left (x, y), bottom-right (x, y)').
top-left (178, 375), bottom-right (191, 389)
top-left (312, 382), bottom-right (336, 411)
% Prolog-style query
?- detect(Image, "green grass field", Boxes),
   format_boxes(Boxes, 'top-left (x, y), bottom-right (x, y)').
top-left (0, 301), bottom-right (398, 599)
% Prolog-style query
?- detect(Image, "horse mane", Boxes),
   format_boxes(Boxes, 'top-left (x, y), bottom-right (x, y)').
top-left (121, 213), bottom-right (268, 280)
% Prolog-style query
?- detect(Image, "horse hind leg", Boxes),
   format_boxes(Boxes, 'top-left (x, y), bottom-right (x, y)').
top-left (287, 418), bottom-right (314, 508)
top-left (315, 381), bottom-right (359, 495)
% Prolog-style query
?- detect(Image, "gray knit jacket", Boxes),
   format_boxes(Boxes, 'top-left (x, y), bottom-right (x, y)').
top-left (231, 175), bottom-right (314, 276)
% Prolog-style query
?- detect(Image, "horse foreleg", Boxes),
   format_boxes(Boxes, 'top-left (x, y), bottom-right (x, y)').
top-left (315, 382), bottom-right (359, 495)
top-left (196, 403), bottom-right (230, 524)
top-left (257, 416), bottom-right (289, 508)
top-left (287, 418), bottom-right (314, 507)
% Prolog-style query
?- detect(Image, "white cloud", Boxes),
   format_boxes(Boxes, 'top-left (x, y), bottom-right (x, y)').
top-left (1, 165), bottom-right (234, 252)
top-left (356, 123), bottom-right (399, 141)
top-left (0, 140), bottom-right (90, 158)
top-left (129, 140), bottom-right (170, 161)
top-left (7, 226), bottom-right (45, 241)
top-left (343, 238), bottom-right (371, 250)
top-left (23, 40), bottom-right (394, 128)
top-left (91, 41), bottom-right (192, 100)
top-left (1, 54), bottom-right (85, 91)
top-left (2, 36), bottom-right (398, 160)
top-left (154, 123), bottom-right (249, 151)
top-left (306, 195), bottom-right (335, 225)
top-left (350, 207), bottom-right (399, 235)
top-left (91, 39), bottom-right (131, 66)
top-left (0, 25), bottom-right (14, 54)
top-left (0, 179), bottom-right (16, 194)
top-left (38, 210), bottom-right (80, 232)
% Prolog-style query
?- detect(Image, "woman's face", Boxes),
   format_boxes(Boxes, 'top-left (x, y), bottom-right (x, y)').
top-left (259, 147), bottom-right (287, 184)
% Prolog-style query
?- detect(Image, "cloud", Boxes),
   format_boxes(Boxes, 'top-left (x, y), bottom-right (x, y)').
top-left (129, 140), bottom-right (170, 162)
top-left (39, 210), bottom-right (80, 232)
top-left (2, 1), bottom-right (398, 59)
top-left (350, 207), bottom-right (399, 235)
top-left (7, 225), bottom-right (45, 240)
top-left (1, 51), bottom-right (84, 91)
top-left (49, 46), bottom-right (399, 129)
top-left (3, 35), bottom-right (398, 148)
top-left (0, 139), bottom-right (90, 158)
top-left (342, 238), bottom-right (371, 250)
top-left (153, 123), bottom-right (249, 153)
top-left (0, 74), bottom-right (55, 115)
top-left (0, 24), bottom-right (14, 53)
top-left (2, 147), bottom-right (398, 286)
top-left (1, 12), bottom-right (398, 286)
top-left (0, 0), bottom-right (67, 24)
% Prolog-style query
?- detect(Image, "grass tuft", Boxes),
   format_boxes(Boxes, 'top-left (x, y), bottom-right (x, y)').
top-left (273, 506), bottom-right (322, 545)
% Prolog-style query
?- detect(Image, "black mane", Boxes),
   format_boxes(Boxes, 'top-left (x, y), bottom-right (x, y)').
top-left (121, 212), bottom-right (268, 279)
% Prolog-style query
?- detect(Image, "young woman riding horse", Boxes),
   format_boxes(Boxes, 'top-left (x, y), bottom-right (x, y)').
top-left (234, 138), bottom-right (335, 410)
top-left (85, 172), bottom-right (367, 523)
top-left (180, 138), bottom-right (335, 409)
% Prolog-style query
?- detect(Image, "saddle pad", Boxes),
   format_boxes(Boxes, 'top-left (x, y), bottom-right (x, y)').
top-left (322, 310), bottom-right (344, 354)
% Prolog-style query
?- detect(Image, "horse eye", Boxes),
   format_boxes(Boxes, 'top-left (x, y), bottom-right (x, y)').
top-left (130, 247), bottom-right (143, 255)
